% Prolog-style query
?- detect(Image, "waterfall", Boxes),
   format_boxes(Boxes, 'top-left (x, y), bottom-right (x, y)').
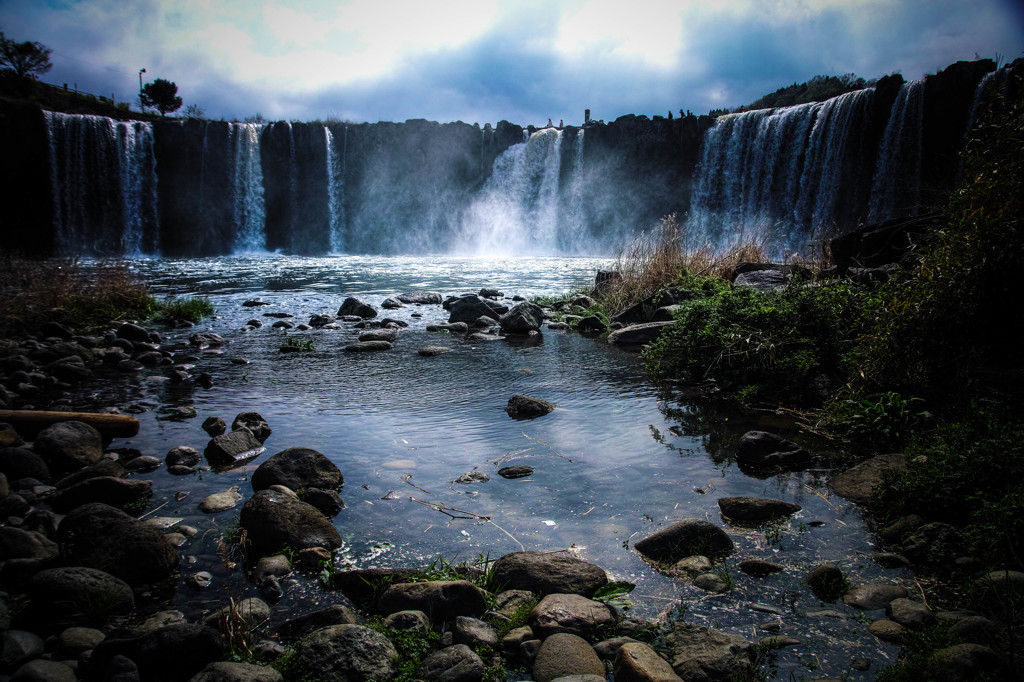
top-left (44, 111), bottom-right (159, 256)
top-left (230, 123), bottom-right (266, 252)
top-left (868, 80), bottom-right (925, 223)
top-left (460, 127), bottom-right (566, 255)
top-left (689, 87), bottom-right (876, 254)
top-left (325, 126), bottom-right (345, 253)
top-left (559, 129), bottom-right (587, 253)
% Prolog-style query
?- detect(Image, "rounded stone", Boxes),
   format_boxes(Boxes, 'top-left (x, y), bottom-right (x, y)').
top-left (291, 624), bottom-right (396, 682)
top-left (251, 447), bottom-right (344, 492)
top-left (532, 633), bottom-right (604, 682)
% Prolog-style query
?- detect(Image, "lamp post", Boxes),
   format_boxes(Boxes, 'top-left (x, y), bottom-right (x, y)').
top-left (138, 68), bottom-right (146, 109)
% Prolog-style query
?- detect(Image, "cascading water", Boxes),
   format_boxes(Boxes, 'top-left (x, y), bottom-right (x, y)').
top-left (689, 88), bottom-right (876, 254)
top-left (461, 127), bottom-right (577, 255)
top-left (230, 123), bottom-right (266, 252)
top-left (868, 80), bottom-right (925, 223)
top-left (45, 112), bottom-right (158, 256)
top-left (325, 126), bottom-right (345, 253)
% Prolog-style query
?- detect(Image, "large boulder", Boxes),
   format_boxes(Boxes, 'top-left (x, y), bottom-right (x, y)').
top-left (88, 624), bottom-right (224, 681)
top-left (278, 604), bottom-right (361, 640)
top-left (56, 503), bottom-right (179, 586)
top-left (532, 633), bottom-right (604, 682)
top-left (490, 551), bottom-right (608, 597)
top-left (0, 526), bottom-right (58, 561)
top-left (251, 447), bottom-right (343, 492)
top-left (378, 581), bottom-right (488, 624)
top-left (290, 624), bottom-right (396, 682)
top-left (447, 295), bottom-right (508, 323)
top-left (505, 395), bottom-right (555, 420)
top-left (29, 567), bottom-right (134, 623)
top-left (239, 489), bottom-right (342, 552)
top-left (0, 447), bottom-right (49, 481)
top-left (528, 593), bottom-right (617, 639)
top-left (499, 302), bottom-right (544, 334)
top-left (615, 641), bottom-right (684, 682)
top-left (397, 291), bottom-right (442, 305)
top-left (187, 661), bottom-right (284, 682)
top-left (33, 421), bottom-right (104, 473)
top-left (735, 431), bottom-right (811, 468)
top-left (337, 297), bottom-right (378, 319)
top-left (664, 622), bottom-right (754, 682)
top-left (634, 519), bottom-right (734, 563)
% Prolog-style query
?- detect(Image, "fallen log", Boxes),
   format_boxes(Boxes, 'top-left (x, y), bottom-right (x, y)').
top-left (0, 410), bottom-right (140, 439)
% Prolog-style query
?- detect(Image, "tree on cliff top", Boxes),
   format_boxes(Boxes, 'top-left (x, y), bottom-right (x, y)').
top-left (0, 31), bottom-right (53, 80)
top-left (140, 78), bottom-right (182, 116)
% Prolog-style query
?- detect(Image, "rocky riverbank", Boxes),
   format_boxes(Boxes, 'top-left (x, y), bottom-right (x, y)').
top-left (0, 286), bottom-right (1017, 681)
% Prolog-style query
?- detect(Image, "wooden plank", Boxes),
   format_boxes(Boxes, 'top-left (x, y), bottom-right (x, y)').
top-left (0, 409), bottom-right (140, 438)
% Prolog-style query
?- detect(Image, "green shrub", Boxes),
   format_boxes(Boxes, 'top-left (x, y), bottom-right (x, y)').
top-left (156, 296), bottom-right (214, 323)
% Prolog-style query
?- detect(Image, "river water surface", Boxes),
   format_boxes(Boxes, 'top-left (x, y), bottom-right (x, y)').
top-left (75, 255), bottom-right (901, 680)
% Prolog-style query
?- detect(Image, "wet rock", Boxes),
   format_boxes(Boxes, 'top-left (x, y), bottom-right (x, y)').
top-left (757, 636), bottom-right (802, 649)
top-left (55, 459), bottom-right (126, 489)
top-left (842, 583), bottom-right (907, 610)
top-left (0, 447), bottom-right (49, 483)
top-left (533, 633), bottom-right (604, 682)
top-left (232, 412), bottom-right (272, 443)
top-left (529, 593), bottom-right (616, 639)
top-left (735, 431), bottom-right (810, 468)
top-left (490, 551), bottom-right (608, 597)
top-left (251, 447), bottom-right (344, 492)
top-left (418, 346), bottom-right (451, 357)
top-left (345, 340), bottom-right (393, 352)
top-left (505, 394), bottom-right (556, 420)
top-left (693, 573), bottom-right (730, 593)
top-left (422, 644), bottom-right (484, 682)
top-left (309, 314), bottom-right (336, 327)
top-left (33, 420), bottom-right (104, 474)
top-left (203, 598), bottom-right (270, 633)
top-left (806, 563), bottom-right (847, 602)
top-left (56, 503), bottom-right (179, 586)
top-left (239, 489), bottom-right (342, 552)
top-left (188, 661), bottom-right (284, 682)
top-left (337, 297), bottom-right (378, 319)
top-left (204, 427), bottom-right (265, 467)
top-left (200, 417), bottom-right (227, 437)
top-left (737, 559), bottom-right (783, 577)
top-left (380, 298), bottom-right (404, 310)
top-left (189, 332), bottom-right (225, 348)
top-left (499, 302), bottom-right (544, 334)
top-left (634, 519), bottom-right (734, 563)
top-left (198, 486), bottom-right (243, 513)
top-left (664, 621), bottom-right (754, 682)
top-left (29, 567), bottom-right (134, 623)
top-left (124, 455), bottom-right (160, 472)
top-left (49, 476), bottom-right (153, 514)
top-left (187, 572), bottom-right (213, 590)
top-left (116, 323), bottom-right (152, 343)
top-left (379, 580), bottom-right (488, 624)
top-left (717, 497), bottom-right (801, 522)
top-left (455, 471), bottom-right (490, 484)
top-left (88, 624), bottom-right (224, 681)
top-left (167, 446), bottom-right (202, 467)
top-left (498, 466), bottom-right (534, 479)
top-left (886, 598), bottom-right (936, 628)
top-left (271, 321), bottom-right (293, 329)
top-left (291, 624), bottom-right (396, 682)
top-left (453, 616), bottom-right (499, 649)
top-left (829, 453), bottom-right (908, 505)
top-left (673, 555), bottom-right (712, 576)
top-left (606, 321), bottom-right (675, 346)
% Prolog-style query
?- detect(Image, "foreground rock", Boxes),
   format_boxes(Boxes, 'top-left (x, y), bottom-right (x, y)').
top-left (717, 496), bottom-right (801, 522)
top-left (634, 519), bottom-right (734, 563)
top-left (239, 489), bottom-right (342, 552)
top-left (499, 302), bottom-right (544, 334)
top-left (32, 420), bottom-right (104, 474)
top-left (532, 633), bottom-right (604, 682)
top-left (490, 551), bottom-right (608, 596)
top-left (378, 581), bottom-right (488, 624)
top-left (290, 624), bottom-right (397, 682)
top-left (88, 624), bottom-right (224, 681)
top-left (29, 567), bottom-right (134, 624)
top-left (204, 428), bottom-right (265, 467)
top-left (251, 447), bottom-right (344, 492)
top-left (421, 644), bottom-right (484, 682)
top-left (188, 661), bottom-right (283, 682)
top-left (830, 453), bottom-right (908, 505)
top-left (665, 621), bottom-right (754, 681)
top-left (615, 641), bottom-right (684, 682)
top-left (529, 593), bottom-right (616, 638)
top-left (735, 431), bottom-right (811, 468)
top-left (56, 503), bottom-right (178, 586)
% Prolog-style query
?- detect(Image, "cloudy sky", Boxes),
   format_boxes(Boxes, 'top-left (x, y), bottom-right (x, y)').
top-left (3, 0), bottom-right (1022, 126)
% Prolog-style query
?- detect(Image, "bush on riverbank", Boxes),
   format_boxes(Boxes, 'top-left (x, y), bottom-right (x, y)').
top-left (0, 257), bottom-right (213, 335)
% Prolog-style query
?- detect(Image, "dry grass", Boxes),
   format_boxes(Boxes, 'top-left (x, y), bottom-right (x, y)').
top-left (0, 256), bottom-right (159, 336)
top-left (598, 214), bottom-right (769, 316)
